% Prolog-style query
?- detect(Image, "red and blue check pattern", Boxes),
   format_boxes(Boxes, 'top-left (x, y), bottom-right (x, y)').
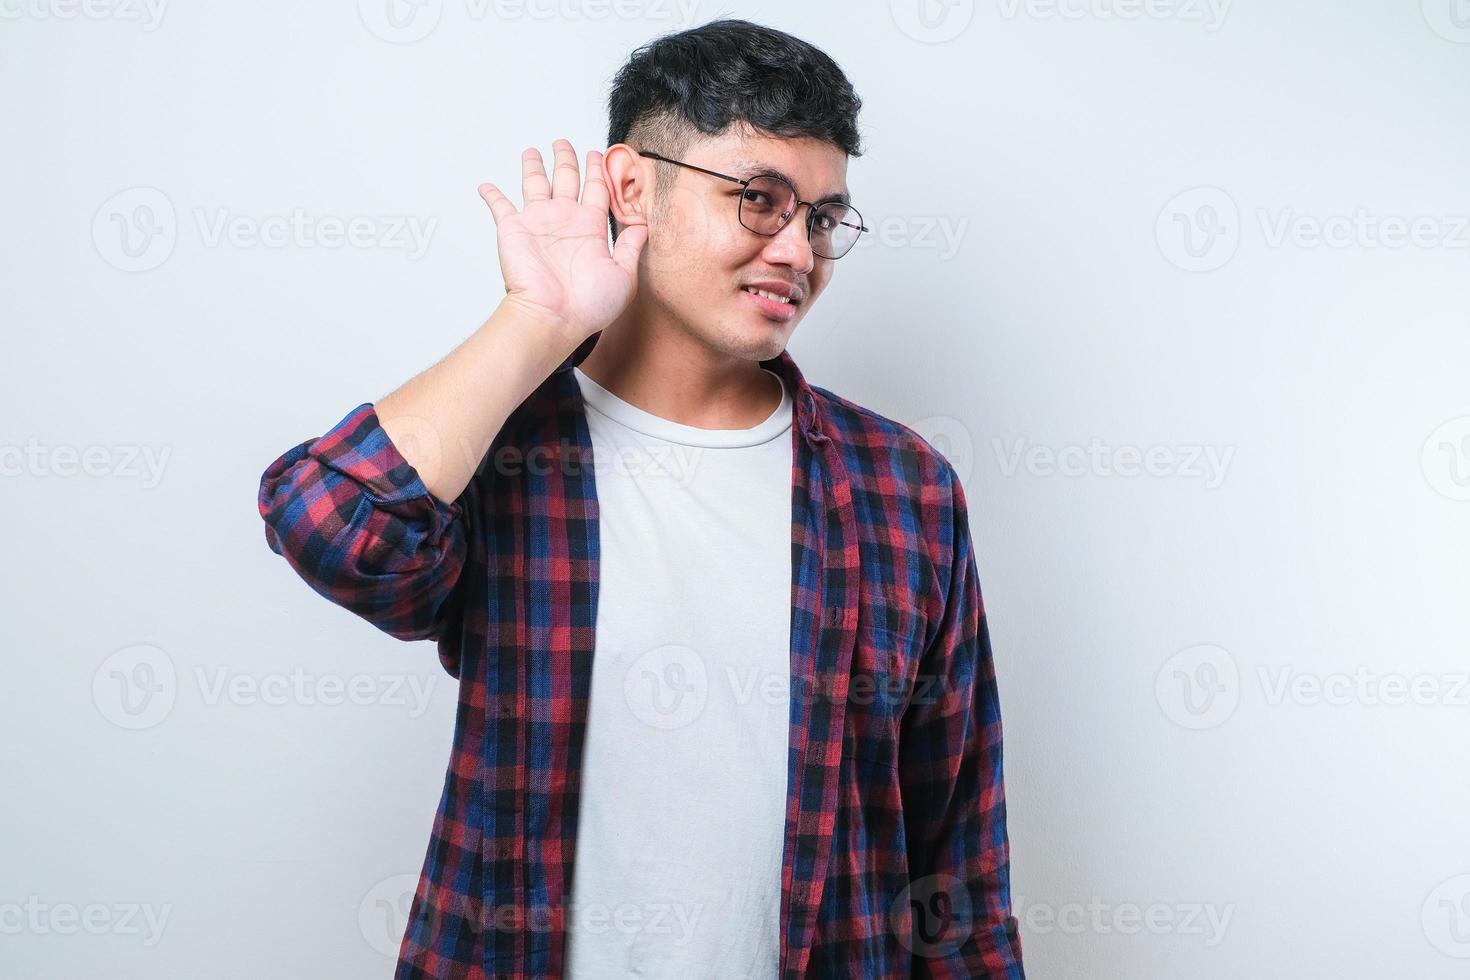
top-left (257, 332), bottom-right (1023, 978)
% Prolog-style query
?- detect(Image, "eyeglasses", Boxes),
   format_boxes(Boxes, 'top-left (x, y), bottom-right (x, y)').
top-left (638, 150), bottom-right (869, 260)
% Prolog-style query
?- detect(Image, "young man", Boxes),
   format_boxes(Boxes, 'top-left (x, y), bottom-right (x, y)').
top-left (257, 18), bottom-right (1023, 979)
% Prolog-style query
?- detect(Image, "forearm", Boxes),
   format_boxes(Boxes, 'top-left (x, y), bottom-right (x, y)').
top-left (375, 298), bottom-right (585, 504)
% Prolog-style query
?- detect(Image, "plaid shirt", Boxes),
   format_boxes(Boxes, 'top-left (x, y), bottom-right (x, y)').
top-left (257, 333), bottom-right (1023, 978)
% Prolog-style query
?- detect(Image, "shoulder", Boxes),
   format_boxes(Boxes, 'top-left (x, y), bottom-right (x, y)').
top-left (812, 386), bottom-right (976, 638)
top-left (809, 384), bottom-right (965, 499)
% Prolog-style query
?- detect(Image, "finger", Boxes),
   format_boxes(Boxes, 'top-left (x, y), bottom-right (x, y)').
top-left (611, 223), bottom-right (648, 277)
top-left (477, 182), bottom-right (516, 224)
top-left (580, 148), bottom-right (609, 213)
top-left (522, 147), bottom-right (551, 205)
top-left (550, 138), bottom-right (580, 201)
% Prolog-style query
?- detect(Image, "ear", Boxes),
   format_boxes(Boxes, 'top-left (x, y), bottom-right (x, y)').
top-left (602, 143), bottom-right (651, 231)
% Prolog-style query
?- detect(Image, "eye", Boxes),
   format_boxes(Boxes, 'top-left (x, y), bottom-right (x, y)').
top-left (813, 213), bottom-right (839, 232)
top-left (741, 188), bottom-right (775, 207)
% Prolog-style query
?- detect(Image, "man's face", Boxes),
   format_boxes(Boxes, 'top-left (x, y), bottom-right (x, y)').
top-left (634, 130), bottom-right (851, 362)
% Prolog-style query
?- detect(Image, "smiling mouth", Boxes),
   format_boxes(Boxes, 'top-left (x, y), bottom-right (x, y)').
top-left (740, 285), bottom-right (800, 322)
top-left (741, 285), bottom-right (795, 306)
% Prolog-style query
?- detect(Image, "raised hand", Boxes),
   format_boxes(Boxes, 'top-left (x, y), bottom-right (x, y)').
top-left (477, 139), bottom-right (649, 343)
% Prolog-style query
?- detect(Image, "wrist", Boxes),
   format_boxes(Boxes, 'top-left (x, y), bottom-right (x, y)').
top-left (489, 296), bottom-right (591, 371)
top-left (497, 293), bottom-right (576, 337)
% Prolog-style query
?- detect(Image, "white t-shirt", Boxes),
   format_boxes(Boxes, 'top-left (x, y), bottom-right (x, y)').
top-left (563, 365), bottom-right (794, 979)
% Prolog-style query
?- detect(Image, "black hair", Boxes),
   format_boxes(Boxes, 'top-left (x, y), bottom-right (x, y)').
top-left (605, 17), bottom-right (864, 241)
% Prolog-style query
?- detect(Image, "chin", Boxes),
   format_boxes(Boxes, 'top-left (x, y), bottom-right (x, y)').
top-left (694, 316), bottom-right (793, 362)
top-left (744, 325), bottom-right (796, 362)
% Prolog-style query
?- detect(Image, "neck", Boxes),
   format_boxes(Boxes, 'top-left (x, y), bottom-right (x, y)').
top-left (574, 306), bottom-right (784, 430)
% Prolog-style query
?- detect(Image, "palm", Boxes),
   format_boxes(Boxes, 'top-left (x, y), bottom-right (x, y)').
top-left (478, 140), bottom-right (648, 341)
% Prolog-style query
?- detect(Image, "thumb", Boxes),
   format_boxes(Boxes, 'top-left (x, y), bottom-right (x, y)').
top-left (611, 224), bottom-right (648, 277)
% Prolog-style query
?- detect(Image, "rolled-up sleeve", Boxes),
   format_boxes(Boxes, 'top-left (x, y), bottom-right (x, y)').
top-left (899, 463), bottom-right (1024, 978)
top-left (257, 402), bottom-right (468, 643)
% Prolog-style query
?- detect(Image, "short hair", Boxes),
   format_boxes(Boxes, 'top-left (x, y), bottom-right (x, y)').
top-left (605, 18), bottom-right (864, 242)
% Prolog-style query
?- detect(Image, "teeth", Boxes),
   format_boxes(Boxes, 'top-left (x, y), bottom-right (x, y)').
top-left (745, 287), bottom-right (792, 304)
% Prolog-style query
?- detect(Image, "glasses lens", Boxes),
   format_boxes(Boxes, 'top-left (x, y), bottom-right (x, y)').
top-left (810, 203), bottom-right (863, 259)
top-left (738, 176), bottom-right (797, 235)
top-left (738, 176), bottom-right (865, 259)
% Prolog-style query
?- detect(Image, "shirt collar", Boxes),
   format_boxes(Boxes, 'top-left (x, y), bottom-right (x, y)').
top-left (554, 330), bottom-right (831, 450)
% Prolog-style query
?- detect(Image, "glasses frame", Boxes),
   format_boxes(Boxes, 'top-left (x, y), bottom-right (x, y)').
top-left (638, 150), bottom-right (869, 260)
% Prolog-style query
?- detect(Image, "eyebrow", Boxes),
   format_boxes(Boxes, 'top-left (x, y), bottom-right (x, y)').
top-left (732, 159), bottom-right (851, 206)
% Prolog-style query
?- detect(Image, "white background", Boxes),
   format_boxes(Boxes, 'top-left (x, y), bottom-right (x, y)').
top-left (4, 1), bottom-right (1470, 976)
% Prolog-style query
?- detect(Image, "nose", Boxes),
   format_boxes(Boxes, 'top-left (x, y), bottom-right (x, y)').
top-left (761, 205), bottom-right (817, 275)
